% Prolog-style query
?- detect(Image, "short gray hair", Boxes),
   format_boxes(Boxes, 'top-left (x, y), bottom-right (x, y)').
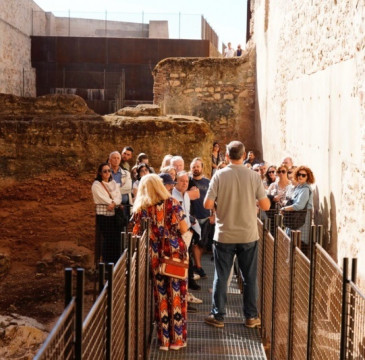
top-left (176, 170), bottom-right (188, 180)
top-left (109, 151), bottom-right (121, 160)
top-left (226, 141), bottom-right (245, 160)
top-left (170, 155), bottom-right (184, 165)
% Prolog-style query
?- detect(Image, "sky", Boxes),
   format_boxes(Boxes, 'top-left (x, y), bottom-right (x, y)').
top-left (33, 0), bottom-right (248, 51)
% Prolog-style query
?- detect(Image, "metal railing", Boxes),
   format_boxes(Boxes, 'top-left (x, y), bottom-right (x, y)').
top-left (257, 216), bottom-right (365, 360)
top-left (34, 221), bottom-right (152, 360)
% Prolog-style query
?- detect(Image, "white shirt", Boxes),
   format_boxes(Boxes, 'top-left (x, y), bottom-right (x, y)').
top-left (224, 47), bottom-right (235, 58)
top-left (91, 180), bottom-right (122, 216)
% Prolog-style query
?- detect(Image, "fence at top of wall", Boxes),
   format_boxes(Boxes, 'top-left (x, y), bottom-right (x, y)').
top-left (31, 10), bottom-right (218, 48)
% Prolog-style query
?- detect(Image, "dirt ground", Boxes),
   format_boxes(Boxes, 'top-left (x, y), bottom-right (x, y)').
top-left (0, 170), bottom-right (98, 332)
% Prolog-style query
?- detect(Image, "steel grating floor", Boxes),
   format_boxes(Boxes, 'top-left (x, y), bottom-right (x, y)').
top-left (148, 253), bottom-right (267, 359)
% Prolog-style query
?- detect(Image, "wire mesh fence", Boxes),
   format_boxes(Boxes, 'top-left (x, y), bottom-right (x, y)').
top-left (34, 227), bottom-right (152, 360)
top-left (34, 299), bottom-right (76, 360)
top-left (311, 244), bottom-right (343, 360)
top-left (347, 281), bottom-right (365, 359)
top-left (291, 246), bottom-right (310, 360)
top-left (271, 227), bottom-right (291, 359)
top-left (257, 217), bottom-right (365, 360)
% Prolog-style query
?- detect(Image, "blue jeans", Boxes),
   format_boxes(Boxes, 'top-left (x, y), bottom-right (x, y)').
top-left (211, 240), bottom-right (258, 320)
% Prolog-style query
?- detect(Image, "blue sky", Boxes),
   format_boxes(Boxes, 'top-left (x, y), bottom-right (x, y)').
top-left (34, 0), bottom-right (248, 52)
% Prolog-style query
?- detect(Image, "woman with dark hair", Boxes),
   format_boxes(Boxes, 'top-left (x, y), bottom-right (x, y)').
top-left (132, 174), bottom-right (189, 351)
top-left (92, 163), bottom-right (122, 264)
top-left (281, 166), bottom-right (315, 246)
top-left (264, 165), bottom-right (277, 189)
top-left (132, 163), bottom-right (151, 198)
top-left (211, 142), bottom-right (224, 176)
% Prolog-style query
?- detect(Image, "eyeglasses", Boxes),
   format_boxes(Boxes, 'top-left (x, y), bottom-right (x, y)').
top-left (297, 173), bottom-right (307, 178)
top-left (268, 171), bottom-right (276, 174)
top-left (277, 170), bottom-right (286, 174)
top-left (254, 169), bottom-right (260, 172)
top-left (102, 169), bottom-right (111, 173)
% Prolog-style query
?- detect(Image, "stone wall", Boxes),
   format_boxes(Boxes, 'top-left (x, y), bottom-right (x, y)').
top-left (0, 0), bottom-right (43, 96)
top-left (153, 50), bottom-right (259, 158)
top-left (251, 0), bottom-right (365, 284)
top-left (0, 94), bottom-right (213, 178)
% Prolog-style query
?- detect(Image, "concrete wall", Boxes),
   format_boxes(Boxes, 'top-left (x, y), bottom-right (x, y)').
top-left (251, 0), bottom-right (365, 284)
top-left (153, 50), bottom-right (259, 159)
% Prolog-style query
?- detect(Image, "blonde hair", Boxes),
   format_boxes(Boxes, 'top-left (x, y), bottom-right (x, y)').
top-left (132, 174), bottom-right (171, 213)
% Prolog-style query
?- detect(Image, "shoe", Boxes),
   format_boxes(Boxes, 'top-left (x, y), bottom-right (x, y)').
top-left (187, 303), bottom-right (198, 313)
top-left (245, 317), bottom-right (261, 328)
top-left (193, 266), bottom-right (207, 279)
top-left (170, 342), bottom-right (187, 350)
top-left (189, 279), bottom-right (201, 291)
top-left (204, 314), bottom-right (224, 328)
top-left (187, 292), bottom-right (203, 304)
top-left (159, 345), bottom-right (169, 351)
top-left (193, 273), bottom-right (201, 281)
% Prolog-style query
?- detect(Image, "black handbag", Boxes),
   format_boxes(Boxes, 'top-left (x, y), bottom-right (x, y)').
top-left (115, 206), bottom-right (128, 229)
top-left (282, 199), bottom-right (309, 230)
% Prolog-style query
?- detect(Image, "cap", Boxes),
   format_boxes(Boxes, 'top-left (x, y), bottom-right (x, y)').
top-left (159, 173), bottom-right (176, 185)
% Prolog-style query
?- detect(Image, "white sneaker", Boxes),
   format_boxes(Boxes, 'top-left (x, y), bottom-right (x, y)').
top-left (193, 273), bottom-right (201, 281)
top-left (187, 292), bottom-right (203, 304)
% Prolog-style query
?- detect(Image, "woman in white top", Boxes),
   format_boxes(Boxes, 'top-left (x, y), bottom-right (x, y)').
top-left (267, 164), bottom-right (292, 208)
top-left (92, 162), bottom-right (122, 264)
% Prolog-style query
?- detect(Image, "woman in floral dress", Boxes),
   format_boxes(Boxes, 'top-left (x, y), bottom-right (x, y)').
top-left (132, 174), bottom-right (189, 351)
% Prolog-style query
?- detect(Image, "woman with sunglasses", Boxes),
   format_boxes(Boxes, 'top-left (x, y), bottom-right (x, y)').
top-left (263, 165), bottom-right (277, 189)
top-left (267, 165), bottom-right (291, 208)
top-left (281, 166), bottom-right (315, 245)
top-left (92, 162), bottom-right (122, 263)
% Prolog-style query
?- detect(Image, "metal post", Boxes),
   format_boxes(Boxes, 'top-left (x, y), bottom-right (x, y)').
top-left (287, 231), bottom-right (298, 359)
top-left (316, 225), bottom-right (323, 246)
top-left (68, 9), bottom-right (71, 36)
top-left (106, 263), bottom-right (114, 360)
top-left (75, 268), bottom-right (84, 360)
top-left (340, 258), bottom-right (349, 360)
top-left (98, 263), bottom-right (105, 293)
top-left (126, 233), bottom-right (134, 360)
top-left (270, 214), bottom-right (280, 360)
top-left (144, 220), bottom-right (151, 358)
top-left (179, 12), bottom-right (181, 39)
top-left (105, 10), bottom-right (107, 37)
top-left (260, 218), bottom-right (269, 338)
top-left (64, 268), bottom-right (73, 307)
top-left (22, 68), bottom-right (25, 96)
top-left (348, 258), bottom-right (357, 360)
top-left (136, 236), bottom-right (142, 358)
top-left (62, 68), bottom-right (65, 94)
top-left (142, 11), bottom-right (144, 37)
top-left (307, 225), bottom-right (317, 360)
top-left (121, 69), bottom-right (125, 109)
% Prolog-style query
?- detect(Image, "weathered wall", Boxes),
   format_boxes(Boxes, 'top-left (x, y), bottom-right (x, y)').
top-left (0, 94), bottom-right (214, 178)
top-left (0, 0), bottom-right (43, 96)
top-left (153, 50), bottom-right (259, 157)
top-left (251, 0), bottom-right (365, 284)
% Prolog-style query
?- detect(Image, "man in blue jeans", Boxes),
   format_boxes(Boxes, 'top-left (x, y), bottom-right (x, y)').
top-left (203, 141), bottom-right (270, 328)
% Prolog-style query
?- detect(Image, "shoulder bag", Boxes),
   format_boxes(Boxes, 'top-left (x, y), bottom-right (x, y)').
top-left (157, 200), bottom-right (189, 280)
top-left (283, 188), bottom-right (311, 230)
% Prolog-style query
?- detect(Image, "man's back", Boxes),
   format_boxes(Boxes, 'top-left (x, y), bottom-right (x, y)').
top-left (206, 164), bottom-right (266, 243)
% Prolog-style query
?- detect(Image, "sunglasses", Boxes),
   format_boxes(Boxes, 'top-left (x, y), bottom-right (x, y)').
top-left (268, 170), bottom-right (276, 174)
top-left (254, 169), bottom-right (260, 172)
top-left (102, 169), bottom-right (111, 173)
top-left (288, 171), bottom-right (293, 174)
top-left (297, 173), bottom-right (307, 178)
top-left (277, 170), bottom-right (286, 174)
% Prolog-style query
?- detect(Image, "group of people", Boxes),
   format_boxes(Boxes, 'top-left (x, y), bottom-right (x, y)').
top-left (91, 140), bottom-right (315, 351)
top-left (224, 42), bottom-right (243, 58)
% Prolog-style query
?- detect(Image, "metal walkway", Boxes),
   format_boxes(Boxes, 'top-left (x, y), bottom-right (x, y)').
top-left (148, 254), bottom-right (267, 359)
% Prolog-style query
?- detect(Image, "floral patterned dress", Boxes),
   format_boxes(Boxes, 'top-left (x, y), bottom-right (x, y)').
top-left (133, 197), bottom-right (188, 348)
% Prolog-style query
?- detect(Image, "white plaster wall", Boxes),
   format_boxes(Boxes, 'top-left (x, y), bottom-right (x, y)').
top-left (252, 0), bottom-right (365, 285)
